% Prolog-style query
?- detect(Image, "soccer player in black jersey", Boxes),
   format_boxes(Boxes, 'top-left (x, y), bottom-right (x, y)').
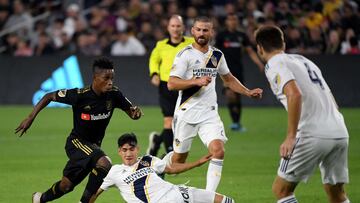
top-left (215, 13), bottom-right (263, 132)
top-left (15, 57), bottom-right (142, 203)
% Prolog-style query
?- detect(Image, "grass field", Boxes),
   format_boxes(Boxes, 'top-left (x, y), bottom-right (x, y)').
top-left (0, 106), bottom-right (359, 203)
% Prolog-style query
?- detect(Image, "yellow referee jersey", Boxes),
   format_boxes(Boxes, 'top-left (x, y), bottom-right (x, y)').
top-left (149, 36), bottom-right (194, 82)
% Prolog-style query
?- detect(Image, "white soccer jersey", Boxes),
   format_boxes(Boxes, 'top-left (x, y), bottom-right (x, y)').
top-left (100, 155), bottom-right (173, 203)
top-left (170, 45), bottom-right (230, 124)
top-left (265, 53), bottom-right (348, 138)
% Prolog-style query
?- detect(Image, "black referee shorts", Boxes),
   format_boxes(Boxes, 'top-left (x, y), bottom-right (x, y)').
top-left (63, 135), bottom-right (106, 185)
top-left (159, 81), bottom-right (178, 117)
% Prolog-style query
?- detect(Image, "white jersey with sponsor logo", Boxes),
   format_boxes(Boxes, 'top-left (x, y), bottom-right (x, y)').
top-left (170, 45), bottom-right (230, 124)
top-left (100, 155), bottom-right (173, 203)
top-left (265, 53), bottom-right (348, 138)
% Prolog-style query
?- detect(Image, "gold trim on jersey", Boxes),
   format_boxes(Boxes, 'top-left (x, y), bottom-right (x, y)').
top-left (178, 86), bottom-right (204, 109)
top-left (71, 139), bottom-right (93, 155)
top-left (77, 86), bottom-right (91, 94)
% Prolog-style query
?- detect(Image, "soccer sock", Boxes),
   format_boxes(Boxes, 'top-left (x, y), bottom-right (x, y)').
top-left (41, 181), bottom-right (72, 202)
top-left (227, 102), bottom-right (240, 124)
top-left (221, 196), bottom-right (235, 203)
top-left (80, 166), bottom-right (109, 203)
top-left (277, 194), bottom-right (298, 203)
top-left (206, 158), bottom-right (223, 191)
top-left (162, 128), bottom-right (174, 153)
top-left (342, 199), bottom-right (350, 203)
top-left (149, 132), bottom-right (163, 156)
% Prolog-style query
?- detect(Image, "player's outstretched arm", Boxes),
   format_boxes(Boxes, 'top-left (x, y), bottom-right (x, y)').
top-left (221, 73), bottom-right (263, 99)
top-left (164, 154), bottom-right (212, 174)
top-left (15, 92), bottom-right (57, 137)
top-left (125, 106), bottom-right (143, 120)
top-left (167, 76), bottom-right (211, 91)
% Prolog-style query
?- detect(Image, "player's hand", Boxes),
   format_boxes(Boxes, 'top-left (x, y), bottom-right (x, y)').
top-left (150, 74), bottom-right (160, 87)
top-left (280, 136), bottom-right (296, 159)
top-left (130, 106), bottom-right (143, 120)
top-left (248, 88), bottom-right (263, 99)
top-left (197, 153), bottom-right (212, 166)
top-left (15, 117), bottom-right (34, 137)
top-left (195, 76), bottom-right (212, 87)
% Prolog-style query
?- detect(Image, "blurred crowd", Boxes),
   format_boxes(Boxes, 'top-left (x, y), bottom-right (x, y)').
top-left (0, 0), bottom-right (359, 57)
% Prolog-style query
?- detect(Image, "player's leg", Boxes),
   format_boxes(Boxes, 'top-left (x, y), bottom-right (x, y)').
top-left (170, 117), bottom-right (197, 164)
top-left (198, 116), bottom-right (227, 191)
top-left (186, 186), bottom-right (235, 203)
top-left (80, 155), bottom-right (112, 203)
top-left (320, 138), bottom-right (350, 203)
top-left (162, 116), bottom-right (174, 153)
top-left (272, 176), bottom-right (298, 203)
top-left (224, 88), bottom-right (243, 131)
top-left (323, 183), bottom-right (349, 203)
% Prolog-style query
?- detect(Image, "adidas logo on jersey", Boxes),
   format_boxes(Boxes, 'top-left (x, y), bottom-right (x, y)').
top-left (32, 55), bottom-right (84, 107)
top-left (195, 59), bottom-right (201, 64)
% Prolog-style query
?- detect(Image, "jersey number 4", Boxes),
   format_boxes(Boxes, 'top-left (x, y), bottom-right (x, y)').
top-left (304, 62), bottom-right (324, 90)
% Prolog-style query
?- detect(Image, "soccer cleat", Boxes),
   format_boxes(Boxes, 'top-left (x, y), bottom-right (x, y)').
top-left (32, 192), bottom-right (42, 203)
top-left (230, 123), bottom-right (246, 132)
top-left (146, 131), bottom-right (161, 156)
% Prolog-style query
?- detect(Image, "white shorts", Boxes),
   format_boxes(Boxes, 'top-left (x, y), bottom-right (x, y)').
top-left (278, 136), bottom-right (349, 184)
top-left (172, 115), bottom-right (227, 153)
top-left (158, 185), bottom-right (216, 203)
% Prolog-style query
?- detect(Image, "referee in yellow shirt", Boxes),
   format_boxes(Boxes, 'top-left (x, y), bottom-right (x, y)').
top-left (147, 15), bottom-right (194, 156)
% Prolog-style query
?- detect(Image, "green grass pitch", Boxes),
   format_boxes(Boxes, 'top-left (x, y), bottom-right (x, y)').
top-left (0, 106), bottom-right (359, 203)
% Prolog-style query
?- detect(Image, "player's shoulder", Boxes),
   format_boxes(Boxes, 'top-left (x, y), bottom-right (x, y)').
top-left (77, 86), bottom-right (91, 94)
top-left (211, 46), bottom-right (223, 53)
top-left (156, 38), bottom-right (171, 46)
top-left (176, 45), bottom-right (193, 57)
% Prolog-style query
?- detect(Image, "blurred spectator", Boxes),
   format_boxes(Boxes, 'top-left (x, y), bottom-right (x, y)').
top-left (34, 32), bottom-right (55, 55)
top-left (0, 5), bottom-right (9, 30)
top-left (29, 21), bottom-right (47, 49)
top-left (14, 39), bottom-right (33, 56)
top-left (137, 21), bottom-right (156, 52)
top-left (4, 33), bottom-right (19, 55)
top-left (305, 26), bottom-right (326, 54)
top-left (111, 29), bottom-right (146, 56)
top-left (341, 28), bottom-right (356, 54)
top-left (341, 2), bottom-right (360, 36)
top-left (325, 29), bottom-right (341, 54)
top-left (89, 5), bottom-right (116, 34)
top-left (63, 3), bottom-right (87, 38)
top-left (3, 0), bottom-right (33, 39)
top-left (49, 18), bottom-right (65, 49)
top-left (115, 6), bottom-right (129, 32)
top-left (345, 36), bottom-right (360, 54)
top-left (75, 31), bottom-right (101, 56)
top-left (286, 26), bottom-right (305, 54)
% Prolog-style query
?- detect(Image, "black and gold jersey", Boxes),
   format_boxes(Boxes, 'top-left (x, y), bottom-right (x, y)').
top-left (55, 86), bottom-right (132, 146)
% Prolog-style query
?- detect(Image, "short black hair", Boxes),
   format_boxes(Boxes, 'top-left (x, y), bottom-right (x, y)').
top-left (193, 16), bottom-right (212, 26)
top-left (255, 25), bottom-right (284, 52)
top-left (92, 57), bottom-right (114, 73)
top-left (117, 133), bottom-right (138, 147)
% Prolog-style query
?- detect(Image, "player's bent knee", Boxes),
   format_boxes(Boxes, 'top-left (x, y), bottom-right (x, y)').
top-left (96, 156), bottom-right (112, 171)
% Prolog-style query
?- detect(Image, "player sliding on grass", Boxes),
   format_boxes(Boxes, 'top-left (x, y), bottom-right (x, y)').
top-left (254, 25), bottom-right (350, 203)
top-left (89, 133), bottom-right (235, 203)
top-left (15, 57), bottom-right (142, 203)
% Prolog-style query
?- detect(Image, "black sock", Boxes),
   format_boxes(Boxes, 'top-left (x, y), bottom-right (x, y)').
top-left (162, 129), bottom-right (174, 153)
top-left (228, 102), bottom-right (241, 124)
top-left (149, 133), bottom-right (163, 156)
top-left (41, 181), bottom-right (72, 202)
top-left (80, 166), bottom-right (109, 203)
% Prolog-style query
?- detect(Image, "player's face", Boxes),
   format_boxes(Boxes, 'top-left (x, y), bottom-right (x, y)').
top-left (118, 144), bottom-right (139, 166)
top-left (93, 69), bottom-right (114, 93)
top-left (226, 15), bottom-right (238, 30)
top-left (168, 17), bottom-right (184, 39)
top-left (191, 21), bottom-right (213, 46)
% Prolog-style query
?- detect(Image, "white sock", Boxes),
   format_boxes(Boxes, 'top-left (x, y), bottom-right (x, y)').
top-left (277, 194), bottom-right (298, 203)
top-left (221, 196), bottom-right (235, 203)
top-left (342, 199), bottom-right (350, 203)
top-left (206, 158), bottom-right (223, 191)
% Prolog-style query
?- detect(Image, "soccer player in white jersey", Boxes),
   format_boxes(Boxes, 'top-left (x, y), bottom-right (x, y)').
top-left (167, 16), bottom-right (263, 192)
top-left (254, 25), bottom-right (350, 203)
top-left (89, 133), bottom-right (235, 203)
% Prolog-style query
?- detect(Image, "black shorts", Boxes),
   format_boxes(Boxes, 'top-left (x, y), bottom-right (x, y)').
top-left (159, 81), bottom-right (178, 117)
top-left (63, 135), bottom-right (106, 185)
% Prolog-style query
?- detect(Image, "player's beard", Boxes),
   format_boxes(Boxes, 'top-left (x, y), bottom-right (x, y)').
top-left (195, 36), bottom-right (209, 46)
